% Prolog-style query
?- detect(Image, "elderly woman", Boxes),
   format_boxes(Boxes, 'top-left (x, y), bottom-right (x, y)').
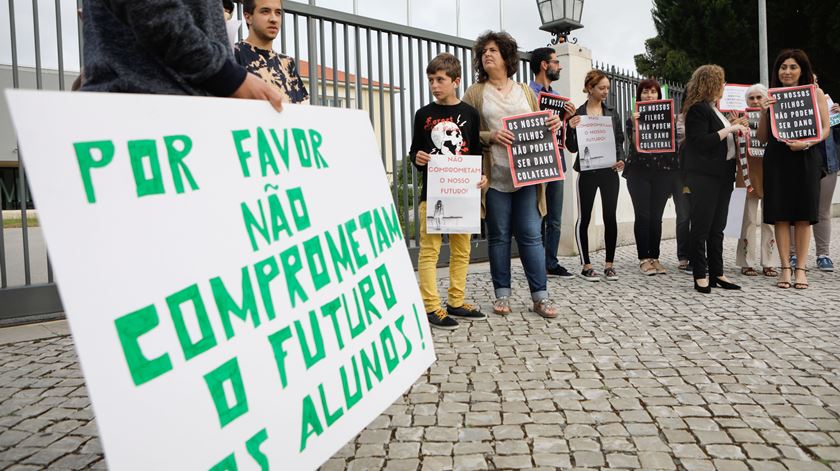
top-left (735, 84), bottom-right (778, 277)
top-left (462, 31), bottom-right (561, 318)
top-left (681, 65), bottom-right (749, 293)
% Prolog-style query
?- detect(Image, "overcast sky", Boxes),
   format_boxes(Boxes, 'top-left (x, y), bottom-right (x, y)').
top-left (0, 0), bottom-right (656, 73)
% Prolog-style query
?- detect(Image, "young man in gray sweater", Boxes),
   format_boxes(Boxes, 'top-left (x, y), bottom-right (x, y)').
top-left (81, 0), bottom-right (283, 110)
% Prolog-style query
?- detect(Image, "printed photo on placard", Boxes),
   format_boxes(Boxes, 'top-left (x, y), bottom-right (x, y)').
top-left (538, 92), bottom-right (570, 150)
top-left (745, 107), bottom-right (765, 158)
top-left (635, 99), bottom-right (675, 153)
top-left (502, 110), bottom-right (564, 187)
top-left (577, 115), bottom-right (617, 171)
top-left (718, 83), bottom-right (750, 112)
top-left (768, 84), bottom-right (822, 142)
top-left (425, 154), bottom-right (481, 234)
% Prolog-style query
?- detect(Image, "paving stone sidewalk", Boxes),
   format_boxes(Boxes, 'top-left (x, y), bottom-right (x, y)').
top-left (2, 220), bottom-right (840, 470)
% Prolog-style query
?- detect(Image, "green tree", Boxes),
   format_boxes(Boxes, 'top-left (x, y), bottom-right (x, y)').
top-left (636, 0), bottom-right (840, 97)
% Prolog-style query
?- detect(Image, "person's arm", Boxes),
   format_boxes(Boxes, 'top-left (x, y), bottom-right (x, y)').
top-left (103, 0), bottom-right (244, 96)
top-left (685, 104), bottom-right (743, 155)
top-left (614, 113), bottom-right (626, 162)
top-left (409, 110), bottom-right (428, 170)
top-left (462, 85), bottom-right (493, 146)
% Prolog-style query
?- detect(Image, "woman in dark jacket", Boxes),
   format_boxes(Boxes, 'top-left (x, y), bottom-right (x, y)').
top-left (566, 69), bottom-right (625, 282)
top-left (625, 78), bottom-right (680, 275)
top-left (681, 65), bottom-right (749, 293)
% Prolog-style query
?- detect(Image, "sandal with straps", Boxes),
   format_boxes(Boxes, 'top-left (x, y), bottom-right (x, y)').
top-left (794, 268), bottom-right (809, 290)
top-left (741, 267), bottom-right (759, 276)
top-left (762, 267), bottom-right (778, 277)
top-left (777, 267), bottom-right (792, 289)
top-left (493, 296), bottom-right (511, 315)
top-left (531, 298), bottom-right (558, 319)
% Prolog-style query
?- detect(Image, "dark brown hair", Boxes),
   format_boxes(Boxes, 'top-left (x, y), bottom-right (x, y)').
top-left (472, 31), bottom-right (519, 83)
top-left (770, 49), bottom-right (815, 88)
top-left (582, 69), bottom-right (608, 93)
top-left (636, 78), bottom-right (662, 101)
top-left (426, 53), bottom-right (462, 80)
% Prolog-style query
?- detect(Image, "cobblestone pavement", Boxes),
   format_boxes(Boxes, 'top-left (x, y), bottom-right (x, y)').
top-left (2, 220), bottom-right (840, 470)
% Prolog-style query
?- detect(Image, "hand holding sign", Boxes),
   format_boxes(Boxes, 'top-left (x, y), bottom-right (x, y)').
top-left (768, 84), bottom-right (822, 142)
top-left (502, 110), bottom-right (564, 187)
top-left (635, 99), bottom-right (676, 153)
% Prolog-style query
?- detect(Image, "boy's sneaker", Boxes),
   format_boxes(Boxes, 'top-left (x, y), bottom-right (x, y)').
top-left (547, 265), bottom-right (575, 278)
top-left (446, 303), bottom-right (487, 320)
top-left (427, 310), bottom-right (459, 330)
top-left (580, 268), bottom-right (600, 282)
top-left (817, 255), bottom-right (834, 272)
top-left (604, 267), bottom-right (619, 281)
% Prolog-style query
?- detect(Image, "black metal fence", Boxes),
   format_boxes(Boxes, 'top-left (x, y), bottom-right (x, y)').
top-left (0, 0), bottom-right (685, 323)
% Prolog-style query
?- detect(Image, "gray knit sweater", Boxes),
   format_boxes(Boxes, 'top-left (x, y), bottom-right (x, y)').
top-left (81, 0), bottom-right (246, 96)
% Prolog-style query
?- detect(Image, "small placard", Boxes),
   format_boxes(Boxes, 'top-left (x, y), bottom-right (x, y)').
top-left (635, 99), bottom-right (676, 153)
top-left (502, 110), bottom-right (564, 187)
top-left (577, 115), bottom-right (617, 172)
top-left (425, 154), bottom-right (481, 234)
top-left (745, 107), bottom-right (765, 158)
top-left (718, 83), bottom-right (750, 112)
top-left (538, 92), bottom-right (570, 150)
top-left (769, 84), bottom-right (822, 142)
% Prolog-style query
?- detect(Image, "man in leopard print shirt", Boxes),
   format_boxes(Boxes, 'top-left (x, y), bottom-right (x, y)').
top-left (234, 0), bottom-right (310, 104)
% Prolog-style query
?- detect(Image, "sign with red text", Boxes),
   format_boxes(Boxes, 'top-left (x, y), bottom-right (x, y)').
top-left (538, 92), bottom-right (569, 150)
top-left (718, 83), bottom-right (750, 112)
top-left (577, 115), bottom-right (617, 171)
top-left (502, 110), bottom-right (564, 187)
top-left (635, 99), bottom-right (676, 153)
top-left (769, 84), bottom-right (822, 142)
top-left (5, 90), bottom-right (435, 471)
top-left (425, 154), bottom-right (481, 234)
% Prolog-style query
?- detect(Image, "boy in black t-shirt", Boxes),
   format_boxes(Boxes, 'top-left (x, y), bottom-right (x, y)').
top-left (409, 53), bottom-right (488, 330)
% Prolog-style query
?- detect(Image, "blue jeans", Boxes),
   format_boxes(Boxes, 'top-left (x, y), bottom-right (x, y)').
top-left (543, 180), bottom-right (564, 270)
top-left (485, 187), bottom-right (548, 301)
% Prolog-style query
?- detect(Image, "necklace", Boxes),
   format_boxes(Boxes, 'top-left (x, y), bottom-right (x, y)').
top-left (491, 79), bottom-right (510, 92)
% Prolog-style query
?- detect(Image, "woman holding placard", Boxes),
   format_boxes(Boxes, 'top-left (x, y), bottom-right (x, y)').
top-left (757, 49), bottom-right (830, 289)
top-left (625, 79), bottom-right (679, 276)
top-left (462, 31), bottom-right (562, 318)
top-left (734, 84), bottom-right (778, 278)
top-left (566, 70), bottom-right (626, 281)
top-left (681, 65), bottom-right (749, 294)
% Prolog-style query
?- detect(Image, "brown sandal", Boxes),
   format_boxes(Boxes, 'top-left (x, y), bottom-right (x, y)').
top-left (794, 268), bottom-right (809, 290)
top-left (762, 267), bottom-right (778, 277)
top-left (741, 267), bottom-right (758, 276)
top-left (777, 267), bottom-right (792, 289)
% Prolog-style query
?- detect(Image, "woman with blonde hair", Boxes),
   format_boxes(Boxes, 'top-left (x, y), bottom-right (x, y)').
top-left (566, 69), bottom-right (626, 281)
top-left (681, 65), bottom-right (749, 293)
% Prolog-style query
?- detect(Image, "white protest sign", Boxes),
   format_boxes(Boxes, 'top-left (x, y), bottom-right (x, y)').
top-left (5, 90), bottom-right (436, 471)
top-left (718, 83), bottom-right (750, 112)
top-left (577, 115), bottom-right (617, 171)
top-left (724, 187), bottom-right (748, 239)
top-left (425, 154), bottom-right (481, 234)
